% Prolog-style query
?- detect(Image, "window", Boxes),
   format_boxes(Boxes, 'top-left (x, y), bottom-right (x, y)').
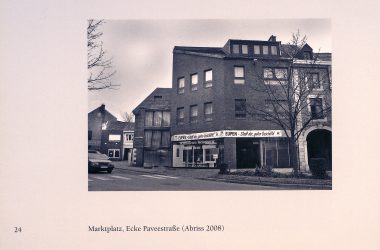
top-left (153, 111), bottom-right (162, 127)
top-left (177, 107), bottom-right (184, 125)
top-left (265, 99), bottom-right (287, 118)
top-left (124, 133), bottom-right (134, 141)
top-left (263, 45), bottom-right (269, 55)
top-left (205, 149), bottom-right (214, 161)
top-left (234, 66), bottom-right (245, 84)
top-left (145, 111), bottom-right (170, 127)
top-left (88, 131), bottom-right (92, 140)
top-left (145, 111), bottom-right (153, 126)
top-left (191, 73), bottom-right (198, 91)
top-left (154, 95), bottom-right (162, 102)
top-left (190, 105), bottom-right (198, 123)
top-left (307, 73), bottom-right (321, 89)
top-left (304, 51), bottom-right (312, 60)
top-left (241, 45), bottom-right (248, 54)
top-left (235, 99), bottom-right (246, 118)
top-left (108, 149), bottom-right (120, 158)
top-left (109, 134), bottom-right (121, 141)
top-left (232, 44), bottom-right (240, 54)
top-left (204, 102), bottom-right (213, 121)
top-left (271, 46), bottom-right (277, 55)
top-left (144, 130), bottom-right (170, 148)
top-left (264, 67), bottom-right (288, 85)
top-left (204, 69), bottom-right (213, 88)
top-left (254, 45), bottom-right (260, 54)
top-left (162, 111), bottom-right (170, 127)
top-left (309, 98), bottom-right (324, 119)
top-left (178, 77), bottom-right (185, 94)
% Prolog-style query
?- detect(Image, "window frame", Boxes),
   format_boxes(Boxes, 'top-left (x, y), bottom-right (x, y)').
top-left (253, 45), bottom-right (261, 55)
top-left (204, 69), bottom-right (213, 88)
top-left (176, 107), bottom-right (185, 125)
top-left (108, 149), bottom-right (120, 159)
top-left (191, 73), bottom-right (198, 91)
top-left (270, 45), bottom-right (278, 56)
top-left (234, 66), bottom-right (245, 84)
top-left (204, 102), bottom-right (213, 121)
top-left (234, 99), bottom-right (247, 119)
top-left (177, 77), bottom-right (185, 94)
top-left (307, 72), bottom-right (323, 90)
top-left (263, 67), bottom-right (289, 85)
top-left (307, 95), bottom-right (327, 121)
top-left (241, 44), bottom-right (248, 54)
top-left (190, 104), bottom-right (198, 124)
top-left (262, 45), bottom-right (269, 55)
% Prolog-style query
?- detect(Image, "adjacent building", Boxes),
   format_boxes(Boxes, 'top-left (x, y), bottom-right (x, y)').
top-left (88, 104), bottom-right (117, 150)
top-left (100, 121), bottom-right (135, 163)
top-left (132, 88), bottom-right (171, 167)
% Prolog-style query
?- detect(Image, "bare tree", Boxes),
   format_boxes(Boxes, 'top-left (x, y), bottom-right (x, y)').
top-left (121, 111), bottom-right (135, 123)
top-left (87, 19), bottom-right (118, 90)
top-left (247, 31), bottom-right (332, 175)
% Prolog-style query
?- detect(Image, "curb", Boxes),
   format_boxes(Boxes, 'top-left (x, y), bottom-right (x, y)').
top-left (115, 167), bottom-right (332, 189)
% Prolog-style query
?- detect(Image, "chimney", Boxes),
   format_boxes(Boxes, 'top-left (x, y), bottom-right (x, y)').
top-left (268, 35), bottom-right (276, 42)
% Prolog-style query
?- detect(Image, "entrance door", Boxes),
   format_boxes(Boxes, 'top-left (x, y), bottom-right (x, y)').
top-left (123, 149), bottom-right (129, 161)
top-left (306, 129), bottom-right (332, 170)
top-left (236, 139), bottom-right (260, 169)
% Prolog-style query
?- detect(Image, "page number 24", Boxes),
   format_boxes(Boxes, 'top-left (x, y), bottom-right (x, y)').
top-left (14, 227), bottom-right (22, 233)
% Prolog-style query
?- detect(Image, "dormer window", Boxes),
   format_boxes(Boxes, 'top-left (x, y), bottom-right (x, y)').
top-left (263, 45), bottom-right (269, 55)
top-left (241, 45), bottom-right (248, 54)
top-left (232, 44), bottom-right (240, 54)
top-left (254, 45), bottom-right (260, 55)
top-left (304, 51), bottom-right (312, 60)
top-left (271, 46), bottom-right (278, 55)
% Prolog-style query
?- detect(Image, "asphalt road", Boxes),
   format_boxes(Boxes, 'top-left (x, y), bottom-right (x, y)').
top-left (88, 169), bottom-right (279, 191)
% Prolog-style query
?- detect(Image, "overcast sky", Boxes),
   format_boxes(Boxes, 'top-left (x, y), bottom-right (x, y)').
top-left (88, 19), bottom-right (331, 120)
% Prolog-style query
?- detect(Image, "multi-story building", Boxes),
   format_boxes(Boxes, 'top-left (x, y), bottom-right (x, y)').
top-left (170, 36), bottom-right (332, 172)
top-left (88, 104), bottom-right (117, 150)
top-left (132, 88), bottom-right (171, 167)
top-left (100, 121), bottom-right (135, 163)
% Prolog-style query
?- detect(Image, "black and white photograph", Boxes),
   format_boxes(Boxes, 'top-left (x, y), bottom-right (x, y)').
top-left (87, 19), bottom-right (332, 191)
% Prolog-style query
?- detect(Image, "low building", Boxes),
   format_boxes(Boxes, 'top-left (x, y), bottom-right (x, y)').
top-left (88, 104), bottom-right (117, 150)
top-left (100, 121), bottom-right (135, 163)
top-left (132, 88), bottom-right (171, 167)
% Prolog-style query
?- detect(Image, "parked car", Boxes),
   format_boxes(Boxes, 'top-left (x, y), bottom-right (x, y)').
top-left (88, 151), bottom-right (114, 173)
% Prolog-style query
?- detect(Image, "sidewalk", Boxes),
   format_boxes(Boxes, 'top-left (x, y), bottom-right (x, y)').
top-left (112, 161), bottom-right (332, 189)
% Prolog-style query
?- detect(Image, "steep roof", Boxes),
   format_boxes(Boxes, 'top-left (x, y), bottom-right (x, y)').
top-left (106, 121), bottom-right (134, 131)
top-left (132, 88), bottom-right (171, 114)
top-left (88, 104), bottom-right (117, 120)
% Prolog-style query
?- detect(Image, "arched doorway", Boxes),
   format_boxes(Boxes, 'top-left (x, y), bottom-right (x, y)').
top-left (306, 129), bottom-right (332, 171)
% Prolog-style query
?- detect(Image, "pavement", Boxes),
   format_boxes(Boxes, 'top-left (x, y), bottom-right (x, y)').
top-left (112, 161), bottom-right (332, 190)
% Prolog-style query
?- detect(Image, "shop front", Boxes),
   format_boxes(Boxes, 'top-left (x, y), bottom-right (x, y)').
top-left (172, 130), bottom-right (289, 169)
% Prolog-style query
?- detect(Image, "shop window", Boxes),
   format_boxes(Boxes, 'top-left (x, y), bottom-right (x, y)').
top-left (234, 66), bottom-right (245, 84)
top-left (271, 46), bottom-right (278, 55)
top-left (88, 130), bottom-right (92, 140)
top-left (263, 45), bottom-right (269, 55)
top-left (254, 45), bottom-right (260, 55)
top-left (178, 77), bottom-right (185, 94)
top-left (235, 99), bottom-right (246, 118)
top-left (204, 69), bottom-right (213, 88)
top-left (108, 149), bottom-right (120, 158)
top-left (205, 149), bottom-right (214, 161)
top-left (241, 45), bottom-right (248, 54)
top-left (204, 102), bottom-right (213, 121)
top-left (191, 73), bottom-right (198, 91)
top-left (263, 139), bottom-right (290, 168)
top-left (177, 107), bottom-right (185, 125)
top-left (190, 105), bottom-right (198, 123)
top-left (309, 98), bottom-right (324, 119)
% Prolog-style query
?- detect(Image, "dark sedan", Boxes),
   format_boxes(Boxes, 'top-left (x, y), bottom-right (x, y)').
top-left (88, 151), bottom-right (114, 173)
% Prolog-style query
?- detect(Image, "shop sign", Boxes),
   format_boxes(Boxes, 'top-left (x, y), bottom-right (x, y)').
top-left (178, 140), bottom-right (217, 145)
top-left (172, 130), bottom-right (284, 141)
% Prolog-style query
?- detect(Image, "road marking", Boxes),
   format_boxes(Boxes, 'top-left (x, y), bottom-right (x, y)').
top-left (154, 174), bottom-right (179, 179)
top-left (110, 175), bottom-right (131, 180)
top-left (91, 176), bottom-right (113, 181)
top-left (141, 174), bottom-right (166, 179)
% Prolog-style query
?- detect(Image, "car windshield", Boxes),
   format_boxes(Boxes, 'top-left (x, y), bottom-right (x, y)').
top-left (88, 153), bottom-right (109, 160)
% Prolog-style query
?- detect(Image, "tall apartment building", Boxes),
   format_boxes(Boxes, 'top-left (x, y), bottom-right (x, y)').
top-left (170, 36), bottom-right (332, 172)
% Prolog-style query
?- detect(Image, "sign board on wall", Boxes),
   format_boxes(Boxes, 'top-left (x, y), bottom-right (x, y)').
top-left (172, 130), bottom-right (285, 142)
